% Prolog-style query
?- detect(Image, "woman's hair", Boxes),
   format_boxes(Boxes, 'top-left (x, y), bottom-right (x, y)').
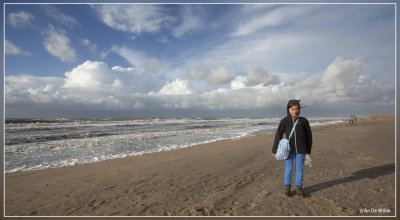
top-left (287, 99), bottom-right (301, 115)
top-left (287, 99), bottom-right (301, 109)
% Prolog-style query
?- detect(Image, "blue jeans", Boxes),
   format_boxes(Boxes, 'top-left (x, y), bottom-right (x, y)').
top-left (284, 153), bottom-right (304, 186)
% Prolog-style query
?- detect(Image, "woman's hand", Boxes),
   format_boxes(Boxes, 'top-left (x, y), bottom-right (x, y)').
top-left (272, 153), bottom-right (275, 157)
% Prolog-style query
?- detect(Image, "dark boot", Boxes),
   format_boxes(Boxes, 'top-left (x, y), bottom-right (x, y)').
top-left (283, 185), bottom-right (291, 197)
top-left (296, 186), bottom-right (304, 197)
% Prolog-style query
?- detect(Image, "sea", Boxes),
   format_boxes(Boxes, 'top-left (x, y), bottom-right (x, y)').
top-left (5, 117), bottom-right (345, 173)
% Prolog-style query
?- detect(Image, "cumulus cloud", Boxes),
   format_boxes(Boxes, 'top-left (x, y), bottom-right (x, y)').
top-left (230, 76), bottom-right (247, 90)
top-left (5, 74), bottom-right (64, 103)
top-left (5, 57), bottom-right (395, 117)
top-left (42, 25), bottom-right (77, 62)
top-left (315, 56), bottom-right (393, 103)
top-left (188, 64), bottom-right (209, 80)
top-left (199, 57), bottom-right (393, 111)
top-left (246, 63), bottom-right (280, 86)
top-left (319, 56), bottom-right (364, 95)
top-left (6, 60), bottom-right (164, 115)
top-left (188, 63), bottom-right (278, 87)
top-left (94, 4), bottom-right (174, 35)
top-left (7, 11), bottom-right (35, 29)
top-left (63, 60), bottom-right (161, 94)
top-left (206, 56), bottom-right (393, 110)
top-left (148, 79), bottom-right (195, 110)
top-left (5, 40), bottom-right (31, 56)
top-left (208, 66), bottom-right (237, 85)
top-left (64, 61), bottom-right (114, 89)
top-left (152, 79), bottom-right (192, 96)
top-left (198, 87), bottom-right (276, 110)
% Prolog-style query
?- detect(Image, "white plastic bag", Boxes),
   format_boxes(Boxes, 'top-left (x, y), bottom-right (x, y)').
top-left (304, 154), bottom-right (312, 167)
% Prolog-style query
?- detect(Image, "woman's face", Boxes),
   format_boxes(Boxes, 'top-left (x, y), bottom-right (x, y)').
top-left (289, 105), bottom-right (300, 118)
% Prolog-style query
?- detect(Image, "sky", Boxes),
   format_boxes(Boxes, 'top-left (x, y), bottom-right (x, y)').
top-left (4, 2), bottom-right (396, 118)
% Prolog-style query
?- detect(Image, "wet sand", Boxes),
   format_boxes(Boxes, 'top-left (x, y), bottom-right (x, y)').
top-left (5, 118), bottom-right (396, 216)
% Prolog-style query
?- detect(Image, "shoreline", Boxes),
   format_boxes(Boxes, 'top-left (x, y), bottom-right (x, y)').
top-left (5, 117), bottom-right (346, 174)
top-left (5, 118), bottom-right (395, 216)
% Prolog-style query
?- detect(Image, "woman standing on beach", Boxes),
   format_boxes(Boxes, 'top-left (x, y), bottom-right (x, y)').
top-left (272, 100), bottom-right (313, 197)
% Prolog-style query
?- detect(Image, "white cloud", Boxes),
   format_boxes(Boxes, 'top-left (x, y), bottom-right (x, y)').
top-left (5, 57), bottom-right (394, 117)
top-left (246, 63), bottom-right (280, 86)
top-left (230, 76), bottom-right (247, 90)
top-left (153, 79), bottom-right (192, 96)
top-left (112, 46), bottom-right (147, 70)
top-left (315, 56), bottom-right (392, 103)
top-left (196, 4), bottom-right (394, 81)
top-left (145, 58), bottom-right (160, 75)
top-left (43, 5), bottom-right (79, 29)
top-left (5, 74), bottom-right (64, 103)
top-left (64, 61), bottom-right (114, 89)
top-left (188, 64), bottom-right (209, 80)
top-left (229, 64), bottom-right (281, 90)
top-left (172, 5), bottom-right (202, 38)
top-left (199, 88), bottom-right (250, 110)
top-left (81, 38), bottom-right (98, 55)
top-left (81, 38), bottom-right (90, 46)
top-left (42, 25), bottom-right (77, 62)
top-left (199, 31), bottom-right (317, 75)
top-left (319, 56), bottom-right (364, 95)
top-left (204, 56), bottom-right (394, 110)
top-left (63, 60), bottom-right (161, 94)
top-left (5, 40), bottom-right (31, 56)
top-left (208, 66), bottom-right (236, 85)
top-left (94, 5), bottom-right (174, 34)
top-left (231, 5), bottom-right (318, 36)
top-left (6, 60), bottom-right (164, 115)
top-left (5, 5), bottom-right (395, 117)
top-left (111, 66), bottom-right (139, 73)
top-left (240, 4), bottom-right (276, 13)
top-left (99, 50), bottom-right (109, 60)
top-left (198, 58), bottom-right (393, 111)
top-left (113, 46), bottom-right (163, 76)
top-left (81, 38), bottom-right (110, 60)
top-left (7, 11), bottom-right (35, 29)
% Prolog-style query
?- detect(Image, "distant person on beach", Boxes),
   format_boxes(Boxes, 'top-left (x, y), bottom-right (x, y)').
top-left (272, 100), bottom-right (313, 197)
top-left (349, 115), bottom-right (356, 124)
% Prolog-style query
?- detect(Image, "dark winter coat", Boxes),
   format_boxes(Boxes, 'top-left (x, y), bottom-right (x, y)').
top-left (272, 116), bottom-right (313, 154)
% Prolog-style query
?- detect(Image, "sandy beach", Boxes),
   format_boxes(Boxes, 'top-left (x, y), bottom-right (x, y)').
top-left (5, 117), bottom-right (396, 216)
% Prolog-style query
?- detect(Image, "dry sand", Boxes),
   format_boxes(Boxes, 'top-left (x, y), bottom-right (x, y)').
top-left (5, 118), bottom-right (396, 216)
top-left (359, 115), bottom-right (395, 121)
